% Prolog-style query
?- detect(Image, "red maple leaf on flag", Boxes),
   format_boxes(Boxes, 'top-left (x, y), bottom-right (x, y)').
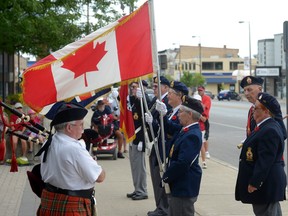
top-left (62, 41), bottom-right (107, 86)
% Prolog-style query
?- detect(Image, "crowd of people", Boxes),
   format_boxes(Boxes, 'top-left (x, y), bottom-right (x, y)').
top-left (1, 74), bottom-right (286, 216)
top-left (122, 76), bottom-right (211, 216)
top-left (0, 102), bottom-right (46, 165)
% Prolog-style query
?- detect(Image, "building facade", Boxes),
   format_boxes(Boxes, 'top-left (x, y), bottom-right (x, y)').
top-left (258, 33), bottom-right (286, 98)
top-left (160, 45), bottom-right (246, 96)
top-left (0, 52), bottom-right (27, 100)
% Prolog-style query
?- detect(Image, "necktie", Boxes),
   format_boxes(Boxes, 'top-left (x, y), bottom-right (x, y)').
top-left (247, 106), bottom-right (255, 136)
top-left (167, 109), bottom-right (173, 119)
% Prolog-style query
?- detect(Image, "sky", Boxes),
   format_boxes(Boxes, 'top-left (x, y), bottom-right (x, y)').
top-left (137, 0), bottom-right (288, 58)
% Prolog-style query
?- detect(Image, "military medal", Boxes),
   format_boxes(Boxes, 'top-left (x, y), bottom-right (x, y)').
top-left (246, 147), bottom-right (253, 161)
top-left (133, 113), bottom-right (139, 120)
top-left (246, 77), bottom-right (252, 85)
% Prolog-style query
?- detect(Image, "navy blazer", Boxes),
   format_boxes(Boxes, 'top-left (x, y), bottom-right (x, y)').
top-left (163, 123), bottom-right (202, 198)
top-left (235, 118), bottom-right (287, 204)
top-left (148, 95), bottom-right (172, 162)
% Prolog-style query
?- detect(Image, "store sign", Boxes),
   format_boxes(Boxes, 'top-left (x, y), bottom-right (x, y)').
top-left (255, 67), bottom-right (280, 76)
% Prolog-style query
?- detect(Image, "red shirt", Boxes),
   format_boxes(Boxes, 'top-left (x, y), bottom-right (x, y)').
top-left (10, 114), bottom-right (24, 131)
top-left (201, 94), bottom-right (211, 119)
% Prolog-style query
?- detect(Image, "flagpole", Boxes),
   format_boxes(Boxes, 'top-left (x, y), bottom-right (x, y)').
top-left (148, 0), bottom-right (170, 194)
top-left (138, 80), bottom-right (150, 151)
top-left (139, 79), bottom-right (159, 157)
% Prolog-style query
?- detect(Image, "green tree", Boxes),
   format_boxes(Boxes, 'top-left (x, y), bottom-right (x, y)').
top-left (180, 71), bottom-right (205, 89)
top-left (0, 0), bottom-right (84, 58)
top-left (0, 0), bottom-right (138, 58)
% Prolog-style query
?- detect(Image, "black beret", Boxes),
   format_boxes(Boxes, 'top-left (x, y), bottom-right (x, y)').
top-left (181, 95), bottom-right (204, 114)
top-left (170, 81), bottom-right (189, 95)
top-left (142, 80), bottom-right (148, 87)
top-left (257, 92), bottom-right (281, 116)
top-left (153, 76), bottom-right (170, 86)
top-left (240, 76), bottom-right (264, 88)
top-left (51, 102), bottom-right (88, 126)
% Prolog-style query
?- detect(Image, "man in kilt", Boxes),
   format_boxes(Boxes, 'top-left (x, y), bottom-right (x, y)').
top-left (37, 103), bottom-right (105, 216)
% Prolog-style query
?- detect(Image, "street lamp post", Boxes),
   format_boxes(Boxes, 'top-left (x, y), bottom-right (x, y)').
top-left (192, 36), bottom-right (202, 74)
top-left (239, 21), bottom-right (252, 76)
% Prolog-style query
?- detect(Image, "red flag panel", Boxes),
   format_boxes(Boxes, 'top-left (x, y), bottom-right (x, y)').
top-left (119, 84), bottom-right (135, 143)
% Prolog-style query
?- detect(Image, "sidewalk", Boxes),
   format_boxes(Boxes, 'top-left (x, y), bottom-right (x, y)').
top-left (0, 155), bottom-right (287, 216)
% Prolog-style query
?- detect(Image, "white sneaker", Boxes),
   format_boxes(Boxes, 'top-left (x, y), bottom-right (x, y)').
top-left (205, 152), bottom-right (210, 159)
top-left (202, 162), bottom-right (207, 169)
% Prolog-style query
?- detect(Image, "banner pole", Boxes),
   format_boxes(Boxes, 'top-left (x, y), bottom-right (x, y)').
top-left (148, 0), bottom-right (170, 194)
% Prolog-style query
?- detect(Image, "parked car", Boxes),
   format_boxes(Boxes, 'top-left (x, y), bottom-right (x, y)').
top-left (205, 90), bottom-right (215, 99)
top-left (217, 90), bottom-right (241, 101)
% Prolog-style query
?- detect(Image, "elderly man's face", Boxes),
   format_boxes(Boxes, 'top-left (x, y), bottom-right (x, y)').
top-left (68, 120), bottom-right (84, 140)
top-left (168, 89), bottom-right (182, 108)
top-left (178, 106), bottom-right (192, 126)
top-left (253, 101), bottom-right (269, 124)
top-left (243, 85), bottom-right (262, 104)
top-left (130, 83), bottom-right (138, 96)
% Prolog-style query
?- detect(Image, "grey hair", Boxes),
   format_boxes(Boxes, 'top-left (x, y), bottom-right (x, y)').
top-left (54, 120), bottom-right (76, 132)
top-left (180, 105), bottom-right (201, 121)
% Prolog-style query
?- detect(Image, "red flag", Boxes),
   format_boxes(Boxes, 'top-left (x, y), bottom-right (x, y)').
top-left (119, 84), bottom-right (135, 143)
top-left (22, 1), bottom-right (153, 112)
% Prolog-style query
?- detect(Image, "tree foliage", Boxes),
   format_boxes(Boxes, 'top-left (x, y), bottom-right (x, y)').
top-left (0, 0), bottom-right (138, 58)
top-left (180, 71), bottom-right (206, 89)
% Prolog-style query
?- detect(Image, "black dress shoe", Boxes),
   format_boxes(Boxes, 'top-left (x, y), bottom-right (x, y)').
top-left (126, 192), bottom-right (136, 198)
top-left (117, 152), bottom-right (125, 158)
top-left (131, 194), bottom-right (148, 200)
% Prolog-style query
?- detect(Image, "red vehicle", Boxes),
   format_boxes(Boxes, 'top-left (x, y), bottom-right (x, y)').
top-left (82, 114), bottom-right (118, 160)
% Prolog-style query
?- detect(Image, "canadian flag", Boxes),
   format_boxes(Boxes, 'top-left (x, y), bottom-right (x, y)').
top-left (22, 1), bottom-right (153, 112)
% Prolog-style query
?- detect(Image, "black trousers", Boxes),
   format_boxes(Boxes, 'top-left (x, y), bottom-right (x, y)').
top-left (252, 202), bottom-right (282, 216)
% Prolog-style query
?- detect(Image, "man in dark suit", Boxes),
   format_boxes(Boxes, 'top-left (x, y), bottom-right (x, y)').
top-left (159, 95), bottom-right (204, 216)
top-left (126, 81), bottom-right (149, 200)
top-left (147, 76), bottom-right (171, 216)
top-left (147, 79), bottom-right (188, 216)
top-left (235, 92), bottom-right (287, 215)
top-left (240, 76), bottom-right (264, 136)
top-left (240, 75), bottom-right (286, 140)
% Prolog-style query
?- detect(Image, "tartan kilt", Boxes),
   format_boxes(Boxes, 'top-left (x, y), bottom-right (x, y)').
top-left (37, 189), bottom-right (92, 216)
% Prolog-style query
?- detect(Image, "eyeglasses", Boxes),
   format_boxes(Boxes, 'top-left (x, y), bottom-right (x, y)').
top-left (254, 107), bottom-right (264, 111)
top-left (130, 85), bottom-right (138, 89)
top-left (70, 123), bottom-right (84, 128)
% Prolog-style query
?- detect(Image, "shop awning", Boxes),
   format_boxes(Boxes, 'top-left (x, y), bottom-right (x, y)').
top-left (205, 77), bottom-right (236, 84)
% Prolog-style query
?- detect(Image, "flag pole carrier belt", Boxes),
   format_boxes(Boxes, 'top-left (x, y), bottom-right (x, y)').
top-left (45, 183), bottom-right (94, 199)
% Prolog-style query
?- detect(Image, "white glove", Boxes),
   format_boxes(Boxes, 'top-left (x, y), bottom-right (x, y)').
top-left (156, 99), bottom-right (167, 115)
top-left (136, 88), bottom-right (143, 98)
top-left (137, 141), bottom-right (143, 151)
top-left (145, 112), bottom-right (153, 124)
top-left (111, 90), bottom-right (119, 99)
